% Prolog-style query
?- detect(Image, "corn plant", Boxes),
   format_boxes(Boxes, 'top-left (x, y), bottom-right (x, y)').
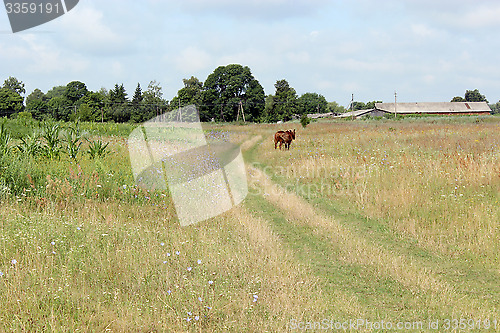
top-left (16, 131), bottom-right (42, 158)
top-left (64, 123), bottom-right (83, 160)
top-left (41, 122), bottom-right (62, 160)
top-left (0, 120), bottom-right (10, 157)
top-left (87, 139), bottom-right (109, 159)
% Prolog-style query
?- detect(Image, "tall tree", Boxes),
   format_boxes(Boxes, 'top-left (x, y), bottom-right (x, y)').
top-left (298, 92), bottom-right (328, 115)
top-left (465, 89), bottom-right (488, 103)
top-left (25, 88), bottom-right (48, 119)
top-left (0, 88), bottom-right (24, 116)
top-left (262, 79), bottom-right (298, 122)
top-left (107, 84), bottom-right (130, 122)
top-left (201, 64), bottom-right (265, 122)
top-left (3, 76), bottom-right (25, 95)
top-left (109, 84), bottom-right (128, 104)
top-left (65, 81), bottom-right (88, 104)
top-left (142, 80), bottom-right (167, 119)
top-left (130, 83), bottom-right (146, 123)
top-left (171, 76), bottom-right (203, 111)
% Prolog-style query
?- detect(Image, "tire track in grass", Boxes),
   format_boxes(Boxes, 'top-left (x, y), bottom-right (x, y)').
top-left (246, 164), bottom-right (500, 321)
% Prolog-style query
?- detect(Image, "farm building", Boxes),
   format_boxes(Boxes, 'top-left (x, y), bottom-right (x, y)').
top-left (335, 108), bottom-right (390, 119)
top-left (375, 102), bottom-right (491, 116)
top-left (335, 102), bottom-right (491, 119)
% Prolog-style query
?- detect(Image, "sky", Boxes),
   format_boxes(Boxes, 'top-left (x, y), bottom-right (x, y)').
top-left (1, 0), bottom-right (500, 107)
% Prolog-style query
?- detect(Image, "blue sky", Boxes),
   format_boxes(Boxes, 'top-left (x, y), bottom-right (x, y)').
top-left (1, 0), bottom-right (499, 107)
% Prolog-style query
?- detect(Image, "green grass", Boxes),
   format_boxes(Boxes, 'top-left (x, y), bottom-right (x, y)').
top-left (0, 117), bottom-right (500, 331)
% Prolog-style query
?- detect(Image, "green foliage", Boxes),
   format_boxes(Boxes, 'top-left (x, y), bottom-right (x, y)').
top-left (0, 88), bottom-right (24, 117)
top-left (64, 123), bottom-right (83, 160)
top-left (201, 64), bottom-right (265, 122)
top-left (0, 120), bottom-right (11, 157)
top-left (262, 79), bottom-right (298, 122)
top-left (298, 92), bottom-right (328, 115)
top-left (300, 114), bottom-right (311, 128)
top-left (15, 111), bottom-right (33, 126)
top-left (87, 139), bottom-right (110, 159)
top-left (2, 76), bottom-right (25, 95)
top-left (451, 96), bottom-right (466, 102)
top-left (16, 130), bottom-right (42, 158)
top-left (65, 81), bottom-right (88, 104)
top-left (452, 89), bottom-right (488, 103)
top-left (465, 89), bottom-right (488, 103)
top-left (41, 122), bottom-right (62, 160)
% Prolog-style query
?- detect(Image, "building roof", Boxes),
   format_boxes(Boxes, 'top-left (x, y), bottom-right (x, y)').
top-left (336, 109), bottom-right (375, 118)
top-left (375, 102), bottom-right (491, 114)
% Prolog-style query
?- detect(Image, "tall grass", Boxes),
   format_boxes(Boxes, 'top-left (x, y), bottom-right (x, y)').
top-left (256, 118), bottom-right (500, 265)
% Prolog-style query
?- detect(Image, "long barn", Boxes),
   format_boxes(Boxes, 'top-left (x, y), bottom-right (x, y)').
top-left (335, 102), bottom-right (491, 119)
top-left (375, 102), bottom-right (491, 116)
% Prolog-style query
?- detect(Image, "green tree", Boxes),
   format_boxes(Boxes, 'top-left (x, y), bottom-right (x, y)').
top-left (25, 88), bottom-right (48, 119)
top-left (107, 84), bottom-right (130, 122)
top-left (65, 81), bottom-right (88, 104)
top-left (298, 92), bottom-right (328, 115)
top-left (365, 100), bottom-right (382, 109)
top-left (201, 64), bottom-right (265, 122)
top-left (3, 76), bottom-right (25, 95)
top-left (142, 80), bottom-right (167, 120)
top-left (0, 88), bottom-right (24, 116)
top-left (451, 96), bottom-right (466, 102)
top-left (351, 101), bottom-right (366, 111)
top-left (130, 83), bottom-right (145, 123)
top-left (465, 89), bottom-right (488, 103)
top-left (171, 76), bottom-right (203, 111)
top-left (327, 101), bottom-right (345, 114)
top-left (262, 79), bottom-right (298, 122)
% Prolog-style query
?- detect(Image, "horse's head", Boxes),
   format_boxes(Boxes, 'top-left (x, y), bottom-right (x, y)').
top-left (287, 129), bottom-right (296, 140)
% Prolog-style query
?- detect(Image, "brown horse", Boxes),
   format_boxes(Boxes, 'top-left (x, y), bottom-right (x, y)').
top-left (274, 129), bottom-right (296, 150)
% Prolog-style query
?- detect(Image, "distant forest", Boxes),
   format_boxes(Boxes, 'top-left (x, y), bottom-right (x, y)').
top-left (1, 64), bottom-right (498, 123)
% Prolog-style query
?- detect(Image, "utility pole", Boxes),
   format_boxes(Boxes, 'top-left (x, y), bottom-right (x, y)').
top-left (237, 100), bottom-right (246, 122)
top-left (351, 93), bottom-right (354, 120)
top-left (394, 91), bottom-right (397, 118)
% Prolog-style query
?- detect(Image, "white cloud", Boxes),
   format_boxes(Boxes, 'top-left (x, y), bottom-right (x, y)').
top-left (55, 5), bottom-right (129, 55)
top-left (173, 46), bottom-right (213, 73)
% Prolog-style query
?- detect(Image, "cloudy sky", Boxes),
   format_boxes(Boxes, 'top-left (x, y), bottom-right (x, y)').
top-left (1, 0), bottom-right (499, 106)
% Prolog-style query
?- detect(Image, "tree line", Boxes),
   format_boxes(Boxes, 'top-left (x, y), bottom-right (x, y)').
top-left (0, 64), bottom-right (345, 123)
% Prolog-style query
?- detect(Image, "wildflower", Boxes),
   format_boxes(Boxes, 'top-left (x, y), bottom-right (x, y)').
top-left (167, 290), bottom-right (171, 295)
top-left (187, 311), bottom-right (192, 316)
top-left (51, 241), bottom-right (55, 246)
top-left (175, 251), bottom-right (180, 255)
top-left (197, 259), bottom-right (202, 264)
top-left (52, 251), bottom-right (56, 255)
top-left (160, 242), bottom-right (165, 246)
top-left (198, 297), bottom-right (202, 302)
top-left (76, 227), bottom-right (81, 230)
top-left (163, 261), bottom-right (167, 264)
top-left (166, 253), bottom-right (171, 257)
top-left (186, 317), bottom-right (191, 322)
top-left (187, 267), bottom-right (192, 272)
top-left (0, 271), bottom-right (3, 277)
top-left (208, 280), bottom-right (214, 285)
top-left (253, 295), bottom-right (258, 302)
top-left (195, 316), bottom-right (200, 321)
top-left (11, 259), bottom-right (17, 265)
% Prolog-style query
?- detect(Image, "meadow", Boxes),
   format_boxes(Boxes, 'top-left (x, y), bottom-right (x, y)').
top-left (0, 115), bottom-right (499, 331)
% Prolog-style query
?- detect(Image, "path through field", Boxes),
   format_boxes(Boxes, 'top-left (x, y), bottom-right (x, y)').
top-left (240, 131), bottom-right (500, 330)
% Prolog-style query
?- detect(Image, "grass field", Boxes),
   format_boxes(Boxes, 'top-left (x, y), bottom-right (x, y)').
top-left (0, 116), bottom-right (499, 331)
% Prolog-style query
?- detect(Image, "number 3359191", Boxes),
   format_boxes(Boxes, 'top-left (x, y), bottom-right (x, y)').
top-left (5, 2), bottom-right (61, 14)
